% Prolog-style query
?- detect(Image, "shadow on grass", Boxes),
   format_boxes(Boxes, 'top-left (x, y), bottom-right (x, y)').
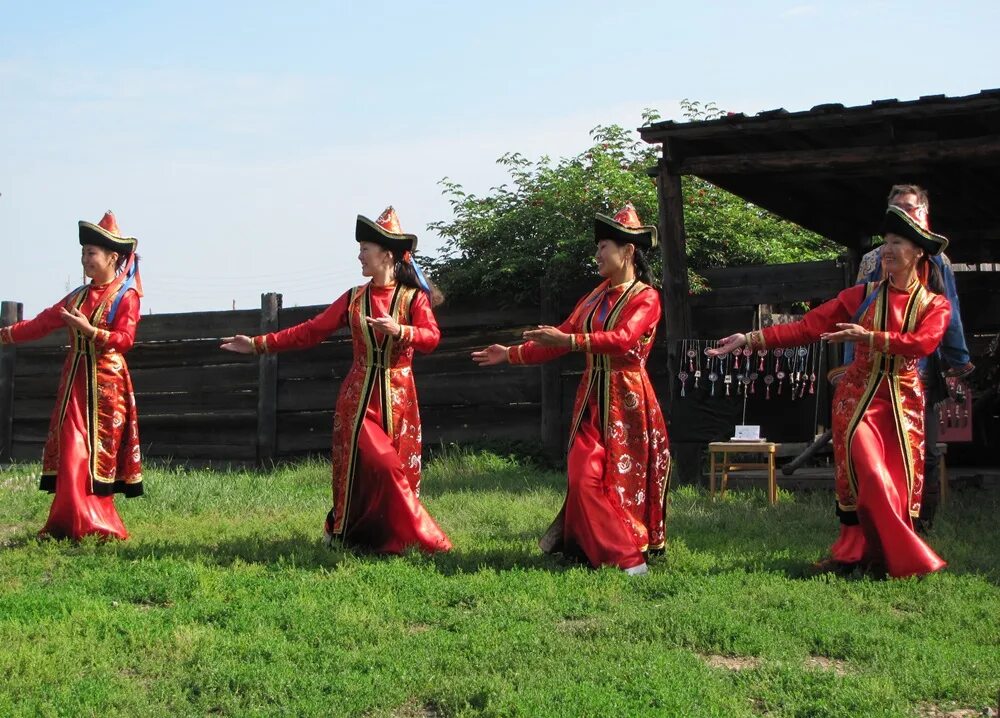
top-left (104, 531), bottom-right (572, 575)
top-left (422, 468), bottom-right (566, 497)
top-left (667, 484), bottom-right (1000, 583)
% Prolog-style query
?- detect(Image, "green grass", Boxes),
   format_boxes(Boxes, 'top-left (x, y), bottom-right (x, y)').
top-left (0, 451), bottom-right (998, 717)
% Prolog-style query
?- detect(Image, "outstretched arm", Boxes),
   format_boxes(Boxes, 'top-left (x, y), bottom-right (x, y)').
top-left (222, 290), bottom-right (351, 355)
top-left (0, 299), bottom-right (68, 345)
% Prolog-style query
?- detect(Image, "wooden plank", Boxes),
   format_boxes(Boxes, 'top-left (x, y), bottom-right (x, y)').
top-left (124, 339), bottom-right (257, 370)
top-left (699, 260), bottom-right (844, 289)
top-left (275, 411), bottom-right (332, 454)
top-left (276, 369), bottom-right (538, 413)
top-left (129, 364), bottom-right (257, 394)
top-left (11, 347), bottom-right (64, 378)
top-left (11, 441), bottom-right (45, 462)
top-left (135, 309), bottom-right (261, 342)
top-left (422, 403), bottom-right (541, 445)
top-left (638, 94), bottom-right (1000, 143)
top-left (674, 136), bottom-right (1000, 176)
top-left (142, 442), bottom-right (257, 461)
top-left (691, 278), bottom-right (847, 308)
top-left (11, 374), bottom-right (61, 400)
top-left (0, 301), bottom-right (23, 460)
top-left (279, 303), bottom-right (539, 332)
top-left (133, 390), bottom-right (258, 416)
top-left (276, 379), bottom-right (339, 412)
top-left (691, 306), bottom-right (759, 340)
top-left (11, 396), bottom-right (70, 422)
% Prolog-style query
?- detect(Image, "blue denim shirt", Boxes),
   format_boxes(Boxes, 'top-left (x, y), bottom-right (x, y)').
top-left (843, 247), bottom-right (970, 369)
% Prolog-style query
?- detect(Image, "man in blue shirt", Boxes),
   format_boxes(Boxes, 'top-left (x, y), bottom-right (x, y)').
top-left (854, 184), bottom-right (975, 531)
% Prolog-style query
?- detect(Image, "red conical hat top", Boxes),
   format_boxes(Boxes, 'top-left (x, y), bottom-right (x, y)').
top-left (613, 203), bottom-right (643, 228)
top-left (376, 206), bottom-right (404, 235)
top-left (98, 210), bottom-right (121, 237)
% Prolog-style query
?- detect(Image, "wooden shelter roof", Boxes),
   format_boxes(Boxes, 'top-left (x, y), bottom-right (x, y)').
top-left (639, 89), bottom-right (1000, 262)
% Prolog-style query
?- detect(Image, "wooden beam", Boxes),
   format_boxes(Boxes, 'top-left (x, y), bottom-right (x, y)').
top-left (257, 292), bottom-right (281, 467)
top-left (0, 301), bottom-right (23, 461)
top-left (672, 136), bottom-right (1000, 176)
top-left (656, 151), bottom-right (698, 484)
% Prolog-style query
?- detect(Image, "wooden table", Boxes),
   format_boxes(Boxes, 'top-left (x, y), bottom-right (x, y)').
top-left (708, 441), bottom-right (780, 505)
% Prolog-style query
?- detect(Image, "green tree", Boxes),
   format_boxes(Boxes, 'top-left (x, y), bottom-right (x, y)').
top-left (426, 104), bottom-right (839, 306)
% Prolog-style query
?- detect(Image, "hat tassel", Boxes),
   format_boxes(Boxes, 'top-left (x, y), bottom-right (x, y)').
top-left (407, 253), bottom-right (432, 296)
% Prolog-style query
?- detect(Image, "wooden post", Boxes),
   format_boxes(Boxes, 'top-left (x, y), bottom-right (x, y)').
top-left (0, 301), bottom-right (23, 462)
top-left (539, 279), bottom-right (563, 462)
top-left (257, 292), bottom-right (281, 467)
top-left (655, 150), bottom-right (697, 484)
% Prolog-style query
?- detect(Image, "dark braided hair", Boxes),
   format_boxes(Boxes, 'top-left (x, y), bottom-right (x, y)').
top-left (391, 251), bottom-right (445, 307)
top-left (633, 248), bottom-right (655, 286)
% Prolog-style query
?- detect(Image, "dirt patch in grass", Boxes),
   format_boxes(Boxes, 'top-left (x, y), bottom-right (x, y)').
top-left (805, 655), bottom-right (850, 676)
top-left (406, 623), bottom-right (431, 635)
top-left (391, 699), bottom-right (443, 718)
top-left (915, 702), bottom-right (992, 717)
top-left (0, 525), bottom-right (19, 547)
top-left (700, 653), bottom-right (762, 671)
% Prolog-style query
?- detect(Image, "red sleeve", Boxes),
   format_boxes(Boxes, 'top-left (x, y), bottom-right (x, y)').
top-left (396, 291), bottom-right (440, 354)
top-left (871, 295), bottom-right (951, 358)
top-left (0, 299), bottom-right (66, 345)
top-left (252, 290), bottom-right (350, 354)
top-left (571, 287), bottom-right (660, 355)
top-left (760, 284), bottom-right (866, 348)
top-left (93, 289), bottom-right (140, 352)
top-left (507, 300), bottom-right (580, 366)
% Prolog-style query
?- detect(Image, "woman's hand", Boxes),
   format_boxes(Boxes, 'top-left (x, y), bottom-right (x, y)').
top-left (59, 307), bottom-right (94, 335)
top-left (821, 323), bottom-right (870, 344)
top-left (706, 333), bottom-right (746, 357)
top-left (221, 335), bottom-right (255, 354)
top-left (471, 344), bottom-right (509, 366)
top-left (521, 325), bottom-right (569, 347)
top-left (366, 314), bottom-right (401, 338)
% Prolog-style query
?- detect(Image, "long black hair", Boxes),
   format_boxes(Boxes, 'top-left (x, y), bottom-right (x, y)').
top-left (391, 251), bottom-right (445, 307)
top-left (632, 247), bottom-right (656, 287)
top-left (919, 254), bottom-right (945, 295)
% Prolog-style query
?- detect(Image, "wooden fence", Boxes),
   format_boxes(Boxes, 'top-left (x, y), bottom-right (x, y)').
top-left (10, 259), bottom-right (995, 473)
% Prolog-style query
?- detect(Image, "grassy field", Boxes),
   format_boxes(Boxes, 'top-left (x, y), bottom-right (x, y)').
top-left (0, 451), bottom-right (998, 717)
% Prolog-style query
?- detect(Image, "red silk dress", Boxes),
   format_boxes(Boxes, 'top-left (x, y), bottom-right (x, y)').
top-left (509, 279), bottom-right (670, 570)
top-left (0, 283), bottom-right (143, 540)
top-left (760, 280), bottom-right (950, 578)
top-left (252, 282), bottom-right (451, 554)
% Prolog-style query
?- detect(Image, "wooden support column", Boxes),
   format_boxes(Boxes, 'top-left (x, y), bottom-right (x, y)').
top-left (257, 292), bottom-right (281, 467)
top-left (656, 149), bottom-right (698, 485)
top-left (0, 301), bottom-right (23, 462)
top-left (539, 279), bottom-right (564, 462)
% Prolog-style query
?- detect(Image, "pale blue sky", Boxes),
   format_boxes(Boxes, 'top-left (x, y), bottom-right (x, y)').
top-left (1, 1), bottom-right (997, 314)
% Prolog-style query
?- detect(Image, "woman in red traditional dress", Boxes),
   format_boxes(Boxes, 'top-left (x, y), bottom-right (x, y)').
top-left (222, 207), bottom-right (451, 554)
top-left (0, 211), bottom-right (144, 540)
top-left (710, 207), bottom-right (951, 578)
top-left (473, 205), bottom-right (670, 575)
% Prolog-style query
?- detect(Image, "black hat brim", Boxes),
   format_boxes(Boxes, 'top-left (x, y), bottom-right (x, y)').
top-left (355, 215), bottom-right (417, 254)
top-left (594, 214), bottom-right (657, 251)
top-left (880, 207), bottom-right (948, 256)
top-left (78, 222), bottom-right (138, 254)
